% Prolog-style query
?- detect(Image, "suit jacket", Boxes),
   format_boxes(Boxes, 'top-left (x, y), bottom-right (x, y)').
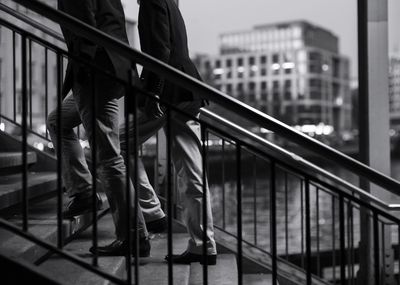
top-left (58, 0), bottom-right (133, 97)
top-left (138, 0), bottom-right (204, 105)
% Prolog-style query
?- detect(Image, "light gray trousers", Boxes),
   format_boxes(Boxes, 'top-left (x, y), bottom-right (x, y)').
top-left (120, 102), bottom-right (217, 255)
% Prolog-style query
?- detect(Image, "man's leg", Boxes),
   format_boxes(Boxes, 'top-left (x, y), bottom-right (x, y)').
top-left (47, 94), bottom-right (92, 197)
top-left (74, 66), bottom-right (148, 244)
top-left (119, 112), bottom-right (166, 225)
top-left (170, 102), bottom-right (217, 256)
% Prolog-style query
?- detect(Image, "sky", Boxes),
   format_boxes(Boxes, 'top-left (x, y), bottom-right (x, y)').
top-left (122, 0), bottom-right (400, 80)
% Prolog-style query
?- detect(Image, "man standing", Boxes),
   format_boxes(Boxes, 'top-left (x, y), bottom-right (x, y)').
top-left (47, 0), bottom-right (150, 256)
top-left (121, 0), bottom-right (217, 264)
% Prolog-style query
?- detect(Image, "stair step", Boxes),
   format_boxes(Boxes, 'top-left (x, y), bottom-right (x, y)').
top-left (138, 233), bottom-right (191, 285)
top-left (243, 274), bottom-right (277, 285)
top-left (189, 254), bottom-right (237, 285)
top-left (0, 197), bottom-right (108, 264)
top-left (39, 214), bottom-right (125, 285)
top-left (0, 172), bottom-right (57, 210)
top-left (0, 152), bottom-right (37, 170)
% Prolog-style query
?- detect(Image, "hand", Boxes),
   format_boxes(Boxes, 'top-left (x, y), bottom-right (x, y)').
top-left (145, 94), bottom-right (165, 119)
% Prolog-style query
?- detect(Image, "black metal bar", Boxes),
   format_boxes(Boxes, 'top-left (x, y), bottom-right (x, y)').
top-left (347, 202), bottom-right (352, 283)
top-left (270, 161), bottom-right (277, 285)
top-left (339, 195), bottom-right (346, 285)
top-left (253, 155), bottom-right (258, 245)
top-left (44, 47), bottom-right (48, 139)
top-left (222, 139), bottom-right (226, 230)
top-left (201, 127), bottom-right (209, 285)
top-left (285, 172), bottom-right (289, 260)
top-left (304, 178), bottom-right (311, 285)
top-left (21, 34), bottom-right (28, 232)
top-left (398, 225), bottom-right (400, 285)
top-left (350, 206), bottom-right (355, 285)
top-left (28, 39), bottom-right (32, 129)
top-left (131, 71), bottom-right (139, 285)
top-left (300, 179), bottom-right (304, 269)
top-left (332, 196), bottom-right (336, 284)
top-left (56, 52), bottom-right (63, 248)
top-left (316, 187), bottom-right (320, 276)
top-left (13, 31), bottom-right (16, 122)
top-left (236, 145), bottom-right (243, 285)
top-left (90, 67), bottom-right (98, 266)
top-left (0, 218), bottom-right (126, 285)
top-left (166, 109), bottom-right (173, 285)
top-left (373, 212), bottom-right (380, 285)
top-left (11, 0), bottom-right (400, 195)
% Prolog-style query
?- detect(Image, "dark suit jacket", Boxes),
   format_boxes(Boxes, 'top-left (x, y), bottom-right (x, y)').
top-left (58, 0), bottom-right (133, 97)
top-left (138, 0), bottom-right (203, 105)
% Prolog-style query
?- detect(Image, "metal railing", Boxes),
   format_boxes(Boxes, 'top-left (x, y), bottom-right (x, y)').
top-left (0, 1), bottom-right (399, 285)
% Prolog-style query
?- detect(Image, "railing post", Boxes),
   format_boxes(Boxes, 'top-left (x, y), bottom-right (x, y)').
top-left (56, 51), bottom-right (63, 249)
top-left (166, 108), bottom-right (173, 285)
top-left (201, 127), bottom-right (209, 285)
top-left (270, 161), bottom-right (277, 285)
top-left (236, 145), bottom-right (243, 285)
top-left (304, 178), bottom-right (311, 285)
top-left (21, 33), bottom-right (28, 232)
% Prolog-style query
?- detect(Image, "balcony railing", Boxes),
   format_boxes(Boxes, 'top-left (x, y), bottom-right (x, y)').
top-left (0, 0), bottom-right (400, 285)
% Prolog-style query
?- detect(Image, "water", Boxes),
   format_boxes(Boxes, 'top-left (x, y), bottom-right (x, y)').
top-left (208, 156), bottom-right (400, 256)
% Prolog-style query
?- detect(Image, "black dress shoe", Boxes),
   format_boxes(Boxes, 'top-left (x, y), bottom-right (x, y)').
top-left (146, 216), bottom-right (167, 233)
top-left (89, 237), bottom-right (151, 257)
top-left (165, 251), bottom-right (217, 265)
top-left (63, 193), bottom-right (103, 219)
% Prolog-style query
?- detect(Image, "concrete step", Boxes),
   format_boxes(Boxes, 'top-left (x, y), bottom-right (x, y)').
top-left (0, 196), bottom-right (108, 264)
top-left (39, 214), bottom-right (125, 285)
top-left (0, 171), bottom-right (57, 210)
top-left (0, 151), bottom-right (37, 170)
top-left (138, 232), bottom-right (191, 285)
top-left (243, 274), bottom-right (277, 285)
top-left (189, 254), bottom-right (238, 285)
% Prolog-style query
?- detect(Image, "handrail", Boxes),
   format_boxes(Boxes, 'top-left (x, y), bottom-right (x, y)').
top-left (200, 108), bottom-right (400, 211)
top-left (10, 0), bottom-right (400, 194)
top-left (0, 2), bottom-right (64, 42)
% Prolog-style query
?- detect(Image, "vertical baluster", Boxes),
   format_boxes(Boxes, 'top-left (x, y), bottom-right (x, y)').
top-left (201, 127), bottom-right (209, 285)
top-left (90, 66), bottom-right (98, 266)
top-left (13, 31), bottom-right (16, 122)
top-left (285, 172), bottom-right (289, 261)
top-left (332, 196), bottom-right (336, 284)
top-left (56, 52), bottom-right (63, 248)
top-left (270, 161), bottom-right (277, 285)
top-left (236, 145), bottom-right (243, 285)
top-left (166, 108), bottom-right (173, 285)
top-left (44, 47), bottom-right (48, 139)
top-left (300, 179), bottom-right (304, 269)
top-left (397, 225), bottom-right (400, 285)
top-left (339, 195), bottom-right (346, 284)
top-left (21, 34), bottom-right (28, 232)
top-left (304, 179), bottom-right (311, 285)
top-left (347, 202), bottom-right (352, 283)
top-left (131, 71), bottom-right (139, 285)
top-left (221, 139), bottom-right (226, 230)
top-left (350, 206), bottom-right (355, 285)
top-left (28, 40), bottom-right (32, 129)
top-left (373, 212), bottom-right (380, 285)
top-left (316, 187), bottom-right (320, 276)
top-left (253, 155), bottom-right (257, 246)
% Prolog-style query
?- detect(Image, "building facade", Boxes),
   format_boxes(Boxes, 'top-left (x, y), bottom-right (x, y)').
top-left (390, 57), bottom-right (400, 131)
top-left (196, 21), bottom-right (352, 136)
